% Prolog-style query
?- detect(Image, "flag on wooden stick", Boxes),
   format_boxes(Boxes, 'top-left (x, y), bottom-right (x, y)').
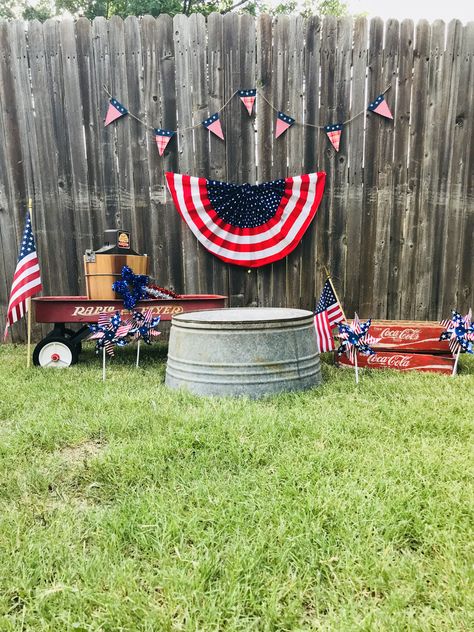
top-left (4, 212), bottom-right (42, 340)
top-left (314, 279), bottom-right (345, 352)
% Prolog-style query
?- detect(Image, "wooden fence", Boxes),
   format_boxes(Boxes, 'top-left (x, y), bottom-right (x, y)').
top-left (0, 14), bottom-right (472, 340)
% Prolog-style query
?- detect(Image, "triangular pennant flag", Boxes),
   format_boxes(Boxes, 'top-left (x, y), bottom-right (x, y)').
top-left (367, 94), bottom-right (393, 120)
top-left (202, 113), bottom-right (224, 140)
top-left (275, 111), bottom-right (295, 138)
top-left (104, 98), bottom-right (128, 126)
top-left (154, 128), bottom-right (175, 156)
top-left (238, 89), bottom-right (256, 116)
top-left (325, 123), bottom-right (343, 152)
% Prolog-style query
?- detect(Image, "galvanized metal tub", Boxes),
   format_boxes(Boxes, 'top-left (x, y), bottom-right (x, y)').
top-left (165, 307), bottom-right (321, 398)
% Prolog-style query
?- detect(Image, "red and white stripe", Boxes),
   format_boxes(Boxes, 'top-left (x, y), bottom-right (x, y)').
top-left (314, 307), bottom-right (343, 352)
top-left (166, 172), bottom-right (326, 268)
top-left (4, 251), bottom-right (42, 339)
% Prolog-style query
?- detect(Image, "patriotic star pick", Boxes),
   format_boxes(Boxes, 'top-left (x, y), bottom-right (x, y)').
top-left (337, 314), bottom-right (378, 384)
top-left (202, 113), bottom-right (224, 140)
top-left (325, 123), bottom-right (343, 152)
top-left (104, 98), bottom-right (128, 126)
top-left (238, 89), bottom-right (257, 116)
top-left (275, 111), bottom-right (295, 138)
top-left (367, 94), bottom-right (393, 120)
top-left (112, 266), bottom-right (150, 310)
top-left (154, 128), bottom-right (175, 156)
top-left (439, 309), bottom-right (474, 375)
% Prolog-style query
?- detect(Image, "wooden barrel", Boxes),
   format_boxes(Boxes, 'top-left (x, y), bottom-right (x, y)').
top-left (84, 254), bottom-right (148, 300)
top-left (165, 307), bottom-right (322, 398)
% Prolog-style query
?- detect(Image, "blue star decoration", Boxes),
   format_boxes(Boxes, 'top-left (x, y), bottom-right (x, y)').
top-left (202, 113), bottom-right (220, 128)
top-left (337, 316), bottom-right (377, 362)
top-left (128, 310), bottom-right (161, 345)
top-left (277, 111), bottom-right (295, 125)
top-left (368, 95), bottom-right (384, 111)
top-left (324, 123), bottom-right (343, 133)
top-left (110, 98), bottom-right (128, 115)
top-left (238, 89), bottom-right (257, 97)
top-left (155, 128), bottom-right (175, 137)
top-left (112, 266), bottom-right (150, 310)
top-left (88, 311), bottom-right (131, 356)
top-left (18, 213), bottom-right (37, 262)
top-left (439, 310), bottom-right (474, 354)
top-left (207, 177), bottom-right (286, 229)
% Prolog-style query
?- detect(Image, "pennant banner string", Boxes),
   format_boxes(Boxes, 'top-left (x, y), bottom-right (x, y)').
top-left (104, 83), bottom-right (391, 134)
top-left (103, 85), bottom-right (239, 134)
top-left (256, 84), bottom-right (392, 129)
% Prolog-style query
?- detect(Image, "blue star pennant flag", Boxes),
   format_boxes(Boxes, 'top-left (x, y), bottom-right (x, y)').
top-left (325, 123), bottom-right (343, 152)
top-left (154, 128), bottom-right (175, 156)
top-left (239, 89), bottom-right (257, 115)
top-left (105, 98), bottom-right (128, 126)
top-left (368, 94), bottom-right (393, 119)
top-left (202, 113), bottom-right (224, 140)
top-left (275, 111), bottom-right (295, 138)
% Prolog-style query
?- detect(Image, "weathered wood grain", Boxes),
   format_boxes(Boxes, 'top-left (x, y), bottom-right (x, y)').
top-left (0, 14), bottom-right (472, 342)
top-left (359, 17), bottom-right (384, 317)
top-left (344, 16), bottom-right (368, 316)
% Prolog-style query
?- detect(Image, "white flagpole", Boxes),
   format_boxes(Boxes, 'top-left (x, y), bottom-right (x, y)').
top-left (136, 339), bottom-right (140, 368)
top-left (102, 346), bottom-right (106, 382)
top-left (354, 351), bottom-right (359, 384)
top-left (452, 347), bottom-right (461, 376)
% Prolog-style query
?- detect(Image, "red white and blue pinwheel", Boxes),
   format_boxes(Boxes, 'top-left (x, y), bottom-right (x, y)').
top-left (337, 314), bottom-right (377, 362)
top-left (88, 311), bottom-right (132, 356)
top-left (439, 309), bottom-right (474, 356)
top-left (127, 310), bottom-right (161, 345)
top-left (337, 314), bottom-right (379, 383)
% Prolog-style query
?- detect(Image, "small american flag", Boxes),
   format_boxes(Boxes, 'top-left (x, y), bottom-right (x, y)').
top-left (314, 279), bottom-right (344, 352)
top-left (4, 212), bottom-right (42, 340)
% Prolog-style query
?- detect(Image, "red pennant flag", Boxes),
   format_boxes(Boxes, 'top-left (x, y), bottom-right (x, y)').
top-left (368, 94), bottom-right (393, 119)
top-left (202, 113), bottom-right (224, 140)
top-left (275, 111), bottom-right (295, 139)
top-left (104, 98), bottom-right (128, 126)
top-left (325, 123), bottom-right (343, 152)
top-left (154, 128), bottom-right (175, 156)
top-left (238, 89), bottom-right (256, 116)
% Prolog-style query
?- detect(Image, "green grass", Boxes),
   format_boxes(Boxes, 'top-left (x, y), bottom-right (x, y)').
top-left (1, 343), bottom-right (473, 631)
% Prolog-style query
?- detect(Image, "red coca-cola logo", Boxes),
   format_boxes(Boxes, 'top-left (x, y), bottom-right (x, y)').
top-left (367, 354), bottom-right (412, 368)
top-left (379, 327), bottom-right (420, 341)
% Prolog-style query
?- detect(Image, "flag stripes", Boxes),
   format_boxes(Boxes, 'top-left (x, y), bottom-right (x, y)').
top-left (4, 214), bottom-right (42, 340)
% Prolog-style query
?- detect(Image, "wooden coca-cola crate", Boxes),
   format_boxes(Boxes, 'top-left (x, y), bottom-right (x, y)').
top-left (347, 319), bottom-right (450, 354)
top-left (336, 351), bottom-right (454, 374)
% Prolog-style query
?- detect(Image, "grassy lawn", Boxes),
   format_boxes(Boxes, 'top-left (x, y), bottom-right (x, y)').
top-left (1, 343), bottom-right (473, 631)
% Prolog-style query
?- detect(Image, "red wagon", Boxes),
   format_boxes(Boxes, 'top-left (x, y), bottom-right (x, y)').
top-left (33, 294), bottom-right (227, 367)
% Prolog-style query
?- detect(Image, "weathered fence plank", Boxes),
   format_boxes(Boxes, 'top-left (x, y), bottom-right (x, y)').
top-left (0, 14), bottom-right (472, 342)
top-left (344, 16), bottom-right (368, 316)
